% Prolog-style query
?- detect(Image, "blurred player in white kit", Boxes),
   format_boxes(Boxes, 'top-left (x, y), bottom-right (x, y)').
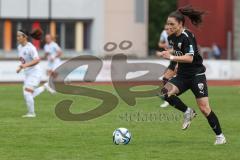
top-left (43, 34), bottom-right (63, 80)
top-left (16, 29), bottom-right (55, 118)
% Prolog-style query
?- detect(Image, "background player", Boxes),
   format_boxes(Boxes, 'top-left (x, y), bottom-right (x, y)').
top-left (158, 25), bottom-right (169, 51)
top-left (44, 35), bottom-right (63, 75)
top-left (16, 29), bottom-right (47, 117)
top-left (158, 24), bottom-right (177, 108)
top-left (43, 34), bottom-right (63, 92)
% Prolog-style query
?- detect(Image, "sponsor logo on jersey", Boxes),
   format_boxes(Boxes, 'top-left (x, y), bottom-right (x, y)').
top-left (169, 40), bottom-right (174, 46)
top-left (178, 43), bottom-right (182, 49)
top-left (174, 50), bottom-right (184, 56)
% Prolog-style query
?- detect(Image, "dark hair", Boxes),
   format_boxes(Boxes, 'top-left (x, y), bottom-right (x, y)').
top-left (18, 28), bottom-right (43, 40)
top-left (169, 5), bottom-right (205, 27)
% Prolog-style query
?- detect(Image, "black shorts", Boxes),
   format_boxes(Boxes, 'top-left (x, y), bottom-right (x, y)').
top-left (169, 74), bottom-right (208, 98)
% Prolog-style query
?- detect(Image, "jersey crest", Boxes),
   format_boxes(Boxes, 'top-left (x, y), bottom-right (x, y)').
top-left (178, 43), bottom-right (182, 49)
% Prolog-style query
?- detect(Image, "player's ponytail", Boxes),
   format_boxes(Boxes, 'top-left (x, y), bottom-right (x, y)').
top-left (18, 28), bottom-right (43, 40)
top-left (30, 28), bottom-right (43, 40)
top-left (169, 5), bottom-right (205, 27)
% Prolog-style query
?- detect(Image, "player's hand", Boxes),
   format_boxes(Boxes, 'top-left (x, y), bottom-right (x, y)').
top-left (162, 77), bottom-right (169, 85)
top-left (156, 51), bottom-right (164, 57)
top-left (162, 51), bottom-right (171, 59)
top-left (157, 51), bottom-right (171, 59)
top-left (49, 56), bottom-right (55, 62)
top-left (20, 64), bottom-right (27, 69)
top-left (16, 66), bottom-right (22, 73)
top-left (16, 64), bottom-right (27, 73)
top-left (50, 58), bottom-right (54, 62)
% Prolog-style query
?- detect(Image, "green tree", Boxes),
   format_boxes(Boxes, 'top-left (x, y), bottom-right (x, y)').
top-left (148, 0), bottom-right (177, 55)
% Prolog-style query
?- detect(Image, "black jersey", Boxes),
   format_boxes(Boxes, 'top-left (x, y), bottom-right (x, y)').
top-left (167, 29), bottom-right (206, 77)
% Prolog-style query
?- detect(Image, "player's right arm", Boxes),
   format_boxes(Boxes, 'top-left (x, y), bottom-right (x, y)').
top-left (54, 43), bottom-right (63, 58)
top-left (43, 45), bottom-right (49, 59)
top-left (162, 61), bottom-right (177, 85)
top-left (158, 41), bottom-right (168, 50)
top-left (158, 31), bottom-right (168, 51)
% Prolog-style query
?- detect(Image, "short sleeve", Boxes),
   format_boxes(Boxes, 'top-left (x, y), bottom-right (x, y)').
top-left (30, 46), bottom-right (39, 60)
top-left (159, 31), bottom-right (167, 43)
top-left (54, 42), bottom-right (61, 52)
top-left (182, 36), bottom-right (194, 56)
top-left (44, 45), bottom-right (48, 53)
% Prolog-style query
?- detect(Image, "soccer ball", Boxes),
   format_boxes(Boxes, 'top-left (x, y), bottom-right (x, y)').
top-left (113, 128), bottom-right (131, 145)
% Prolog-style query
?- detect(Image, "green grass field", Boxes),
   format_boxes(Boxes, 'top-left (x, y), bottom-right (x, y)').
top-left (0, 84), bottom-right (239, 160)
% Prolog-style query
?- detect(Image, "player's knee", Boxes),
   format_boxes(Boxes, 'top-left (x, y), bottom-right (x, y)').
top-left (159, 84), bottom-right (178, 103)
top-left (23, 87), bottom-right (33, 97)
top-left (23, 90), bottom-right (31, 96)
top-left (198, 103), bottom-right (211, 116)
top-left (158, 86), bottom-right (170, 100)
top-left (161, 87), bottom-right (168, 97)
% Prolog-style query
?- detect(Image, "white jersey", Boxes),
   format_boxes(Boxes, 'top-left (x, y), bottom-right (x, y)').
top-left (44, 41), bottom-right (61, 62)
top-left (18, 42), bottom-right (41, 75)
top-left (159, 30), bottom-right (169, 46)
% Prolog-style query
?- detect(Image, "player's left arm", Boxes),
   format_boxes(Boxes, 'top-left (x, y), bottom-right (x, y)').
top-left (21, 58), bottom-right (40, 68)
top-left (55, 50), bottom-right (63, 58)
top-left (156, 51), bottom-right (193, 63)
top-left (16, 58), bottom-right (40, 73)
top-left (169, 54), bottom-right (193, 63)
top-left (157, 37), bottom-right (194, 63)
top-left (55, 44), bottom-right (63, 58)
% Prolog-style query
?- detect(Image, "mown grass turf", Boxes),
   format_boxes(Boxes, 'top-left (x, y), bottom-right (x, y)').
top-left (0, 84), bottom-right (239, 160)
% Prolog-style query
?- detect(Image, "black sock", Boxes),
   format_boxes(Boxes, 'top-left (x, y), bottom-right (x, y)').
top-left (207, 111), bottom-right (222, 135)
top-left (165, 95), bottom-right (188, 113)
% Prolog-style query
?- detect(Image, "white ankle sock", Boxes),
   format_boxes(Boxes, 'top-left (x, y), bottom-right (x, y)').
top-left (24, 91), bottom-right (35, 114)
top-left (185, 107), bottom-right (191, 113)
top-left (216, 133), bottom-right (224, 137)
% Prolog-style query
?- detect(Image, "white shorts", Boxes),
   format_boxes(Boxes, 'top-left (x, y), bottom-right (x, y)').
top-left (48, 59), bottom-right (61, 71)
top-left (24, 71), bottom-right (42, 90)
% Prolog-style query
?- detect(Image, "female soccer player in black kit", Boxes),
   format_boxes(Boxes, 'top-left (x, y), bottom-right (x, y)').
top-left (156, 6), bottom-right (226, 145)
